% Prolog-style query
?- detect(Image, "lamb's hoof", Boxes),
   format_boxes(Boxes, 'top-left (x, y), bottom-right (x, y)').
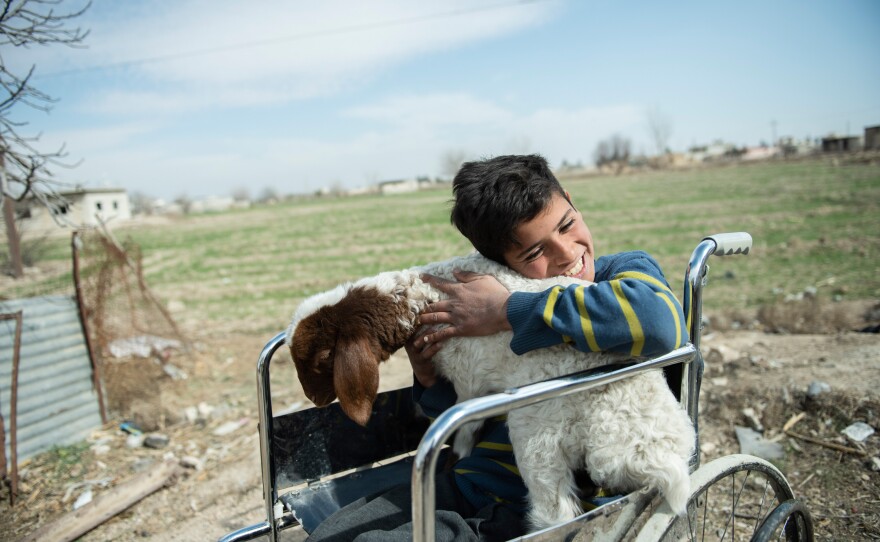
top-left (527, 499), bottom-right (581, 532)
top-left (663, 472), bottom-right (691, 515)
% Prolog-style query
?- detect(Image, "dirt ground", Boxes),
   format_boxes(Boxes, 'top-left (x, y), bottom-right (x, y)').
top-left (2, 299), bottom-right (879, 541)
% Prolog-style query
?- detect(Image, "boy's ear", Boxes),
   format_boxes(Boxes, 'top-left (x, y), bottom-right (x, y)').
top-left (332, 336), bottom-right (380, 427)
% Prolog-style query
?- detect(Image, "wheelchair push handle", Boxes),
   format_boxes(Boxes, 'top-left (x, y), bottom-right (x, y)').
top-left (704, 232), bottom-right (752, 256)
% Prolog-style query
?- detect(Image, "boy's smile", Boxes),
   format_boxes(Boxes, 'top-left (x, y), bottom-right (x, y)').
top-left (503, 192), bottom-right (595, 282)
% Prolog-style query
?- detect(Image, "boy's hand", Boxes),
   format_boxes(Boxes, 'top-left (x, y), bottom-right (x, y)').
top-left (405, 326), bottom-right (440, 388)
top-left (418, 271), bottom-right (512, 344)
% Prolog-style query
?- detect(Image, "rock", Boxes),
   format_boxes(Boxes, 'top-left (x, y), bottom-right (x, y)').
top-left (842, 422), bottom-right (875, 443)
top-left (131, 457), bottom-right (155, 473)
top-left (73, 487), bottom-right (92, 510)
top-left (742, 407), bottom-right (764, 432)
top-left (706, 344), bottom-right (741, 365)
top-left (213, 418), bottom-right (250, 437)
top-left (735, 426), bottom-right (785, 460)
top-left (807, 380), bottom-right (831, 398)
top-left (197, 402), bottom-right (215, 419)
top-left (180, 456), bottom-right (204, 471)
top-left (868, 457), bottom-right (880, 472)
top-left (144, 433), bottom-right (170, 449)
top-left (126, 434), bottom-right (146, 448)
top-left (162, 362), bottom-right (188, 381)
top-left (184, 406), bottom-right (199, 423)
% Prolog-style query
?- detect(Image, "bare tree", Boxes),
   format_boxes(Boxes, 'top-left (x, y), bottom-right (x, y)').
top-left (174, 193), bottom-right (192, 215)
top-left (646, 105), bottom-right (673, 157)
top-left (593, 134), bottom-right (631, 174)
top-left (440, 149), bottom-right (469, 179)
top-left (1, 0), bottom-right (91, 277)
top-left (231, 186), bottom-right (251, 202)
top-left (128, 190), bottom-right (155, 215)
top-left (258, 186), bottom-right (280, 204)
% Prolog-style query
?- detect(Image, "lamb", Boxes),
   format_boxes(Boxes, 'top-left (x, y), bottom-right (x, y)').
top-left (287, 252), bottom-right (695, 531)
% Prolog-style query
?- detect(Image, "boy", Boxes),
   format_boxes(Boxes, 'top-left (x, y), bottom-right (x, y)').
top-left (307, 154), bottom-right (687, 541)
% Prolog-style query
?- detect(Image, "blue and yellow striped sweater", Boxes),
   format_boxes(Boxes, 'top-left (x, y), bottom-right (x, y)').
top-left (414, 251), bottom-right (688, 513)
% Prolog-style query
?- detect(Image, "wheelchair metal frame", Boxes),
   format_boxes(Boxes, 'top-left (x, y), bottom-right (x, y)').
top-left (220, 233), bottom-right (773, 542)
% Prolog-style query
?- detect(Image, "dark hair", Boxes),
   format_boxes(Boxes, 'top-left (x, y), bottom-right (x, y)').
top-left (450, 154), bottom-right (568, 265)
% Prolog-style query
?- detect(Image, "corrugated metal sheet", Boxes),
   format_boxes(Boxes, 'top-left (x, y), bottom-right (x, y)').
top-left (0, 295), bottom-right (103, 463)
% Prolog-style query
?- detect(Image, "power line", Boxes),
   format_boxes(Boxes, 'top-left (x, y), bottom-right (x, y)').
top-left (37, 0), bottom-right (553, 79)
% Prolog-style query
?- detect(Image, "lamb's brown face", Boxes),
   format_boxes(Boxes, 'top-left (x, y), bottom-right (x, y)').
top-left (289, 285), bottom-right (414, 426)
top-left (291, 305), bottom-right (341, 408)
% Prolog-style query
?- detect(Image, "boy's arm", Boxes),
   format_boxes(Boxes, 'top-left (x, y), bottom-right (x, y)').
top-left (412, 377), bottom-right (457, 419)
top-left (507, 251), bottom-right (688, 357)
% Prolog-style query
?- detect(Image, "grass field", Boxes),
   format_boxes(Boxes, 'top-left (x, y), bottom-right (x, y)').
top-left (3, 159), bottom-right (879, 337)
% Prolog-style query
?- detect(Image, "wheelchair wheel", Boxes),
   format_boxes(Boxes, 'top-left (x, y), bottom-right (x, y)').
top-left (751, 499), bottom-right (814, 542)
top-left (636, 454), bottom-right (813, 542)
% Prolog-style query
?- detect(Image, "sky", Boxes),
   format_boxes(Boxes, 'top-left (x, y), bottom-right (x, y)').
top-left (7, 0), bottom-right (880, 200)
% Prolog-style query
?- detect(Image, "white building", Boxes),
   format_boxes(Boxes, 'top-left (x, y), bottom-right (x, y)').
top-left (17, 187), bottom-right (132, 230)
top-left (378, 178), bottom-right (420, 195)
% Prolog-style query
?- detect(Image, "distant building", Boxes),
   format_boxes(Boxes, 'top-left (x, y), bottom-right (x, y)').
top-left (189, 195), bottom-right (250, 213)
top-left (821, 134), bottom-right (861, 153)
top-left (778, 136), bottom-right (817, 157)
top-left (378, 178), bottom-right (419, 195)
top-left (687, 140), bottom-right (736, 162)
top-left (16, 187), bottom-right (132, 230)
top-left (742, 146), bottom-right (781, 161)
top-left (864, 125), bottom-right (880, 150)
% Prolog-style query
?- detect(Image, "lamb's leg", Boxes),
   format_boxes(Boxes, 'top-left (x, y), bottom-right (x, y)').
top-left (508, 410), bottom-right (582, 531)
top-left (579, 375), bottom-right (694, 515)
top-left (452, 420), bottom-right (482, 458)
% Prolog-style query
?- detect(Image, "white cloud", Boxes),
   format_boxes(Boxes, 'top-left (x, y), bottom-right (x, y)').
top-left (344, 93), bottom-right (514, 127)
top-left (80, 86), bottom-right (293, 116)
top-left (22, 1), bottom-right (560, 100)
top-left (39, 121), bottom-right (161, 154)
top-left (47, 94), bottom-right (646, 198)
top-left (14, 2), bottom-right (563, 116)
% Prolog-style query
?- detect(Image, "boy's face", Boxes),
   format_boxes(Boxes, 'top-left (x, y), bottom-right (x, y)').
top-left (502, 192), bottom-right (595, 281)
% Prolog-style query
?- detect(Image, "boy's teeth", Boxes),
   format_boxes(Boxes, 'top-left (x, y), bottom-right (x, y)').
top-left (565, 257), bottom-right (584, 276)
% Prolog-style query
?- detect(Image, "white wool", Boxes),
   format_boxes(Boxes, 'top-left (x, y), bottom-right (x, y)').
top-left (290, 252), bottom-right (695, 531)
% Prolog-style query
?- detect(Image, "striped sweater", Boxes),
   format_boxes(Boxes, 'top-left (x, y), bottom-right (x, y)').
top-left (507, 251), bottom-right (687, 358)
top-left (414, 250), bottom-right (688, 513)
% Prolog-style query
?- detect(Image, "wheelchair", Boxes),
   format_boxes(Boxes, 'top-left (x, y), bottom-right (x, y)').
top-left (219, 232), bottom-right (814, 542)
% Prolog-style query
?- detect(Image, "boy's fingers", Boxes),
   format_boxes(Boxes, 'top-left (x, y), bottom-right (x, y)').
top-left (452, 270), bottom-right (484, 282)
top-left (423, 326), bottom-right (458, 344)
top-left (422, 341), bottom-right (443, 359)
top-left (420, 273), bottom-right (458, 290)
top-left (419, 300), bottom-right (452, 320)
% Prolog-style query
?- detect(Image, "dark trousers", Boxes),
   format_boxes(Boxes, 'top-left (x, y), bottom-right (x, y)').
top-left (306, 471), bottom-right (525, 542)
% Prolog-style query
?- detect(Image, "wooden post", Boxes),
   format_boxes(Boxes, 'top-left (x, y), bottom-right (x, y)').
top-left (1, 311), bottom-right (23, 506)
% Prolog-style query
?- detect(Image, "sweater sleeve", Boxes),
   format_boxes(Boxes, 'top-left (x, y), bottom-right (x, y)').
top-left (506, 251), bottom-right (688, 357)
top-left (412, 377), bottom-right (457, 420)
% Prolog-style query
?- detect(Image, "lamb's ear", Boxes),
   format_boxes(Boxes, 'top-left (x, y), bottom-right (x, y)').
top-left (332, 336), bottom-right (380, 427)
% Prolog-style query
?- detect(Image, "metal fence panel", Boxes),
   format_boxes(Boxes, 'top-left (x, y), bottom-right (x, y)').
top-left (0, 295), bottom-right (103, 462)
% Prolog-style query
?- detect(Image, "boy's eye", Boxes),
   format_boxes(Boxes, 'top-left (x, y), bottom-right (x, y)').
top-left (560, 219), bottom-right (575, 233)
top-left (524, 248), bottom-right (543, 262)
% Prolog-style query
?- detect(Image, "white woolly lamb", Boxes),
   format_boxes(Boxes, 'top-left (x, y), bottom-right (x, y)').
top-left (288, 252), bottom-right (695, 531)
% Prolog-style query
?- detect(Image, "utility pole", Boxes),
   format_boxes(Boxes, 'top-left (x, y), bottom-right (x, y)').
top-left (1, 150), bottom-right (24, 278)
top-left (770, 120), bottom-right (777, 147)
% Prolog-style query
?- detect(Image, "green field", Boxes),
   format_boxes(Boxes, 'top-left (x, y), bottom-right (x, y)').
top-left (4, 159), bottom-right (879, 336)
